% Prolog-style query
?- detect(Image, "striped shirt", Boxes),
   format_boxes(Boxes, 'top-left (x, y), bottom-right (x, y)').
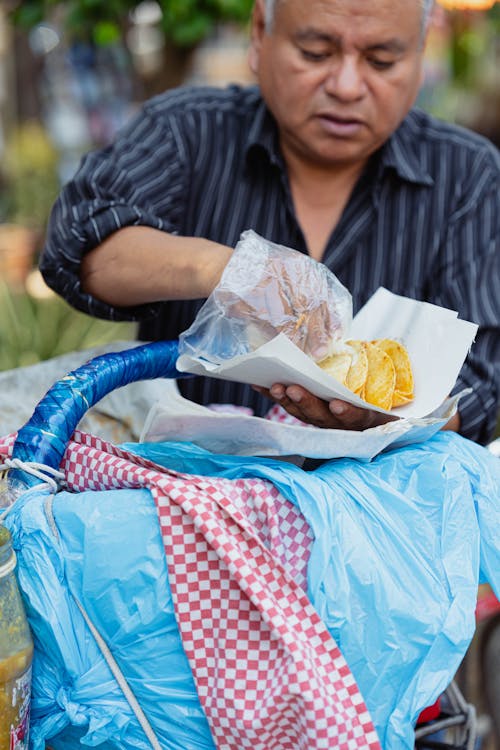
top-left (41, 85), bottom-right (500, 444)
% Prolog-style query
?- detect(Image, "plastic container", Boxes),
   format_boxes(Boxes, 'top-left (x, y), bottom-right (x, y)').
top-left (0, 525), bottom-right (33, 749)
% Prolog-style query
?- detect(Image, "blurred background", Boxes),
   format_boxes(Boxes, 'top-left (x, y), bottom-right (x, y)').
top-left (0, 0), bottom-right (498, 374)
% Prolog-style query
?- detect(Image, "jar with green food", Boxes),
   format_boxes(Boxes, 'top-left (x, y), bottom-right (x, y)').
top-left (0, 525), bottom-right (33, 750)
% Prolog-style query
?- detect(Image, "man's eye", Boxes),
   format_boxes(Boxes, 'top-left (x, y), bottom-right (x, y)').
top-left (300, 49), bottom-right (328, 62)
top-left (367, 58), bottom-right (395, 71)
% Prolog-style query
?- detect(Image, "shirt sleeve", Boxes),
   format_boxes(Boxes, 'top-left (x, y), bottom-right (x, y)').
top-left (40, 103), bottom-right (188, 321)
top-left (430, 147), bottom-right (500, 444)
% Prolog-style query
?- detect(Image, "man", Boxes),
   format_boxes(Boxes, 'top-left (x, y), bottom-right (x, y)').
top-left (41, 0), bottom-right (499, 444)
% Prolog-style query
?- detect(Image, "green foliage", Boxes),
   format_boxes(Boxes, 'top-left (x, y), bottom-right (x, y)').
top-left (158, 0), bottom-right (253, 46)
top-left (9, 0), bottom-right (254, 48)
top-left (0, 282), bottom-right (134, 371)
top-left (1, 122), bottom-right (59, 231)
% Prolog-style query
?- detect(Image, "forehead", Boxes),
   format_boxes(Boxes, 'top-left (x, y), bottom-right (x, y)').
top-left (273, 0), bottom-right (423, 39)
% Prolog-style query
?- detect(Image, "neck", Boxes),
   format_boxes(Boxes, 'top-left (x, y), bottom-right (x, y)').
top-left (279, 139), bottom-right (369, 261)
top-left (281, 140), bottom-right (367, 198)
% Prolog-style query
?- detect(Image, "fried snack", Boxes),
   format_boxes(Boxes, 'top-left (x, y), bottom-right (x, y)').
top-left (317, 350), bottom-right (352, 384)
top-left (345, 340), bottom-right (368, 394)
top-left (372, 338), bottom-right (414, 404)
top-left (318, 337), bottom-right (414, 411)
top-left (391, 391), bottom-right (413, 407)
top-left (363, 342), bottom-right (396, 410)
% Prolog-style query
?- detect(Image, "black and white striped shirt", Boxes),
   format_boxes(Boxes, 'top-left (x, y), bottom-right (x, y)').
top-left (41, 85), bottom-right (500, 444)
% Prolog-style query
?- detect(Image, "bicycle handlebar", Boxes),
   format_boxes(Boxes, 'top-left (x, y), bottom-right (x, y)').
top-left (11, 341), bottom-right (188, 487)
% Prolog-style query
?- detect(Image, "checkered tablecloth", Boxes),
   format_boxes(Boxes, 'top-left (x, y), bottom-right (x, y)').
top-left (1, 431), bottom-right (380, 750)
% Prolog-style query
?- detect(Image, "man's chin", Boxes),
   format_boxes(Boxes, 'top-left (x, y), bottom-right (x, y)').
top-left (302, 143), bottom-right (371, 169)
top-left (281, 127), bottom-right (376, 169)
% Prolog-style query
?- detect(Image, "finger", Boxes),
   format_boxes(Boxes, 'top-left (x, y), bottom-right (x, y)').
top-left (303, 306), bottom-right (334, 361)
top-left (255, 385), bottom-right (398, 431)
top-left (252, 384), bottom-right (285, 403)
top-left (267, 385), bottom-right (354, 429)
top-left (304, 331), bottom-right (330, 361)
top-left (254, 383), bottom-right (319, 424)
top-left (272, 384), bottom-right (287, 397)
top-left (282, 386), bottom-right (338, 428)
top-left (252, 385), bottom-right (268, 395)
top-left (328, 399), bottom-right (398, 430)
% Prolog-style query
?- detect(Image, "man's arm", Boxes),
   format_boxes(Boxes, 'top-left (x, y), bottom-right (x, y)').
top-left (81, 226), bottom-right (232, 305)
top-left (40, 101), bottom-right (204, 322)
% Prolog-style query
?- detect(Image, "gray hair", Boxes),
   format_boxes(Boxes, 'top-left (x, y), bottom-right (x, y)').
top-left (264, 0), bottom-right (435, 38)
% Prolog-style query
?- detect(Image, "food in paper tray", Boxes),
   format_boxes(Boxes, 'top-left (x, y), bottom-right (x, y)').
top-left (318, 338), bottom-right (414, 410)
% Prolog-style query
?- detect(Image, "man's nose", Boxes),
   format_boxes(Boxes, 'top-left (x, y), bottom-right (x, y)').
top-left (324, 56), bottom-right (366, 101)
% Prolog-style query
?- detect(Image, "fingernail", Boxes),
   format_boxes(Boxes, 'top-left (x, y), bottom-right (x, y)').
top-left (330, 401), bottom-right (346, 415)
top-left (287, 387), bottom-right (302, 404)
top-left (313, 345), bottom-right (329, 361)
top-left (270, 385), bottom-right (284, 399)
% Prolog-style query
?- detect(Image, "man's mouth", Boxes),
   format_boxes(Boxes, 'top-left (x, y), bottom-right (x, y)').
top-left (316, 113), bottom-right (364, 136)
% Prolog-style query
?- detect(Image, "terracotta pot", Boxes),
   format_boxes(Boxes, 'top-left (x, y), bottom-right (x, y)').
top-left (0, 224), bottom-right (37, 287)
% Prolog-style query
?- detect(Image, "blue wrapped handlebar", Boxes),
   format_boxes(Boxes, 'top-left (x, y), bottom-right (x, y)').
top-left (11, 341), bottom-right (188, 487)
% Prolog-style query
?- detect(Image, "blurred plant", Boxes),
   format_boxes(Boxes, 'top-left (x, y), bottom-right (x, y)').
top-left (8, 0), bottom-right (254, 49)
top-left (448, 12), bottom-right (490, 84)
top-left (1, 120), bottom-right (59, 230)
top-left (0, 278), bottom-right (134, 371)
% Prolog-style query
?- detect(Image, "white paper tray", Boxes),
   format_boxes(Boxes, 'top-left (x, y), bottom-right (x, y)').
top-left (177, 287), bottom-right (477, 419)
top-left (141, 384), bottom-right (465, 460)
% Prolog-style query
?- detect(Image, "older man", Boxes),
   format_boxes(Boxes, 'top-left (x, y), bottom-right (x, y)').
top-left (41, 0), bottom-right (499, 443)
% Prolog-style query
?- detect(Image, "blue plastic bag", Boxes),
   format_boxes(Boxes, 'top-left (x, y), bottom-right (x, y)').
top-left (125, 432), bottom-right (500, 749)
top-left (7, 486), bottom-right (215, 750)
top-left (5, 432), bottom-right (500, 750)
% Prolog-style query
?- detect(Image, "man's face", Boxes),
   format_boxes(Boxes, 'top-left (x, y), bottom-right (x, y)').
top-left (249, 0), bottom-right (427, 168)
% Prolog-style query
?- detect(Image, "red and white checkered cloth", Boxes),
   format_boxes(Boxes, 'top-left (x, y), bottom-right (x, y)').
top-left (265, 403), bottom-right (314, 427)
top-left (1, 431), bottom-right (380, 750)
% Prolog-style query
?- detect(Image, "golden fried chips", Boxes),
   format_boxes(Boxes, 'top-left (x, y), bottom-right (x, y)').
top-left (372, 338), bottom-right (414, 407)
top-left (318, 338), bottom-right (414, 410)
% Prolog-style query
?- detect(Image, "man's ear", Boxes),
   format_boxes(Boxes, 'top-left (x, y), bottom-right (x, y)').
top-left (248, 0), bottom-right (267, 76)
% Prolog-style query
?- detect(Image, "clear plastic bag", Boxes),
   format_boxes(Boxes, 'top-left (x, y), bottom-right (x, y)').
top-left (178, 230), bottom-right (352, 363)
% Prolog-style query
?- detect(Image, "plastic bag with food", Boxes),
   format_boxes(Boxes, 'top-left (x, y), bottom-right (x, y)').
top-left (178, 230), bottom-right (352, 364)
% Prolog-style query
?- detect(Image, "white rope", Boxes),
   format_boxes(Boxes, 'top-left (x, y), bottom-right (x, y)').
top-left (43, 492), bottom-right (163, 750)
top-left (2, 458), bottom-right (64, 491)
top-left (0, 459), bottom-right (63, 521)
top-left (43, 494), bottom-right (59, 541)
top-left (71, 596), bottom-right (163, 750)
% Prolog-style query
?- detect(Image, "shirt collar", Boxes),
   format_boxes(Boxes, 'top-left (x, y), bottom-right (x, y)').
top-left (245, 96), bottom-right (283, 169)
top-left (246, 97), bottom-right (434, 187)
top-left (376, 116), bottom-right (434, 186)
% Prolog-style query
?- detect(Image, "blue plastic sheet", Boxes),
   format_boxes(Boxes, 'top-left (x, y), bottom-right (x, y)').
top-left (5, 432), bottom-right (500, 750)
top-left (7, 486), bottom-right (215, 750)
top-left (123, 432), bottom-right (500, 747)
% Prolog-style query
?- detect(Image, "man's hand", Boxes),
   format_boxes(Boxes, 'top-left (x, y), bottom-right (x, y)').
top-left (256, 384), bottom-right (462, 434)
top-left (209, 231), bottom-right (352, 360)
top-left (255, 384), bottom-right (398, 430)
top-left (179, 231), bottom-right (353, 366)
